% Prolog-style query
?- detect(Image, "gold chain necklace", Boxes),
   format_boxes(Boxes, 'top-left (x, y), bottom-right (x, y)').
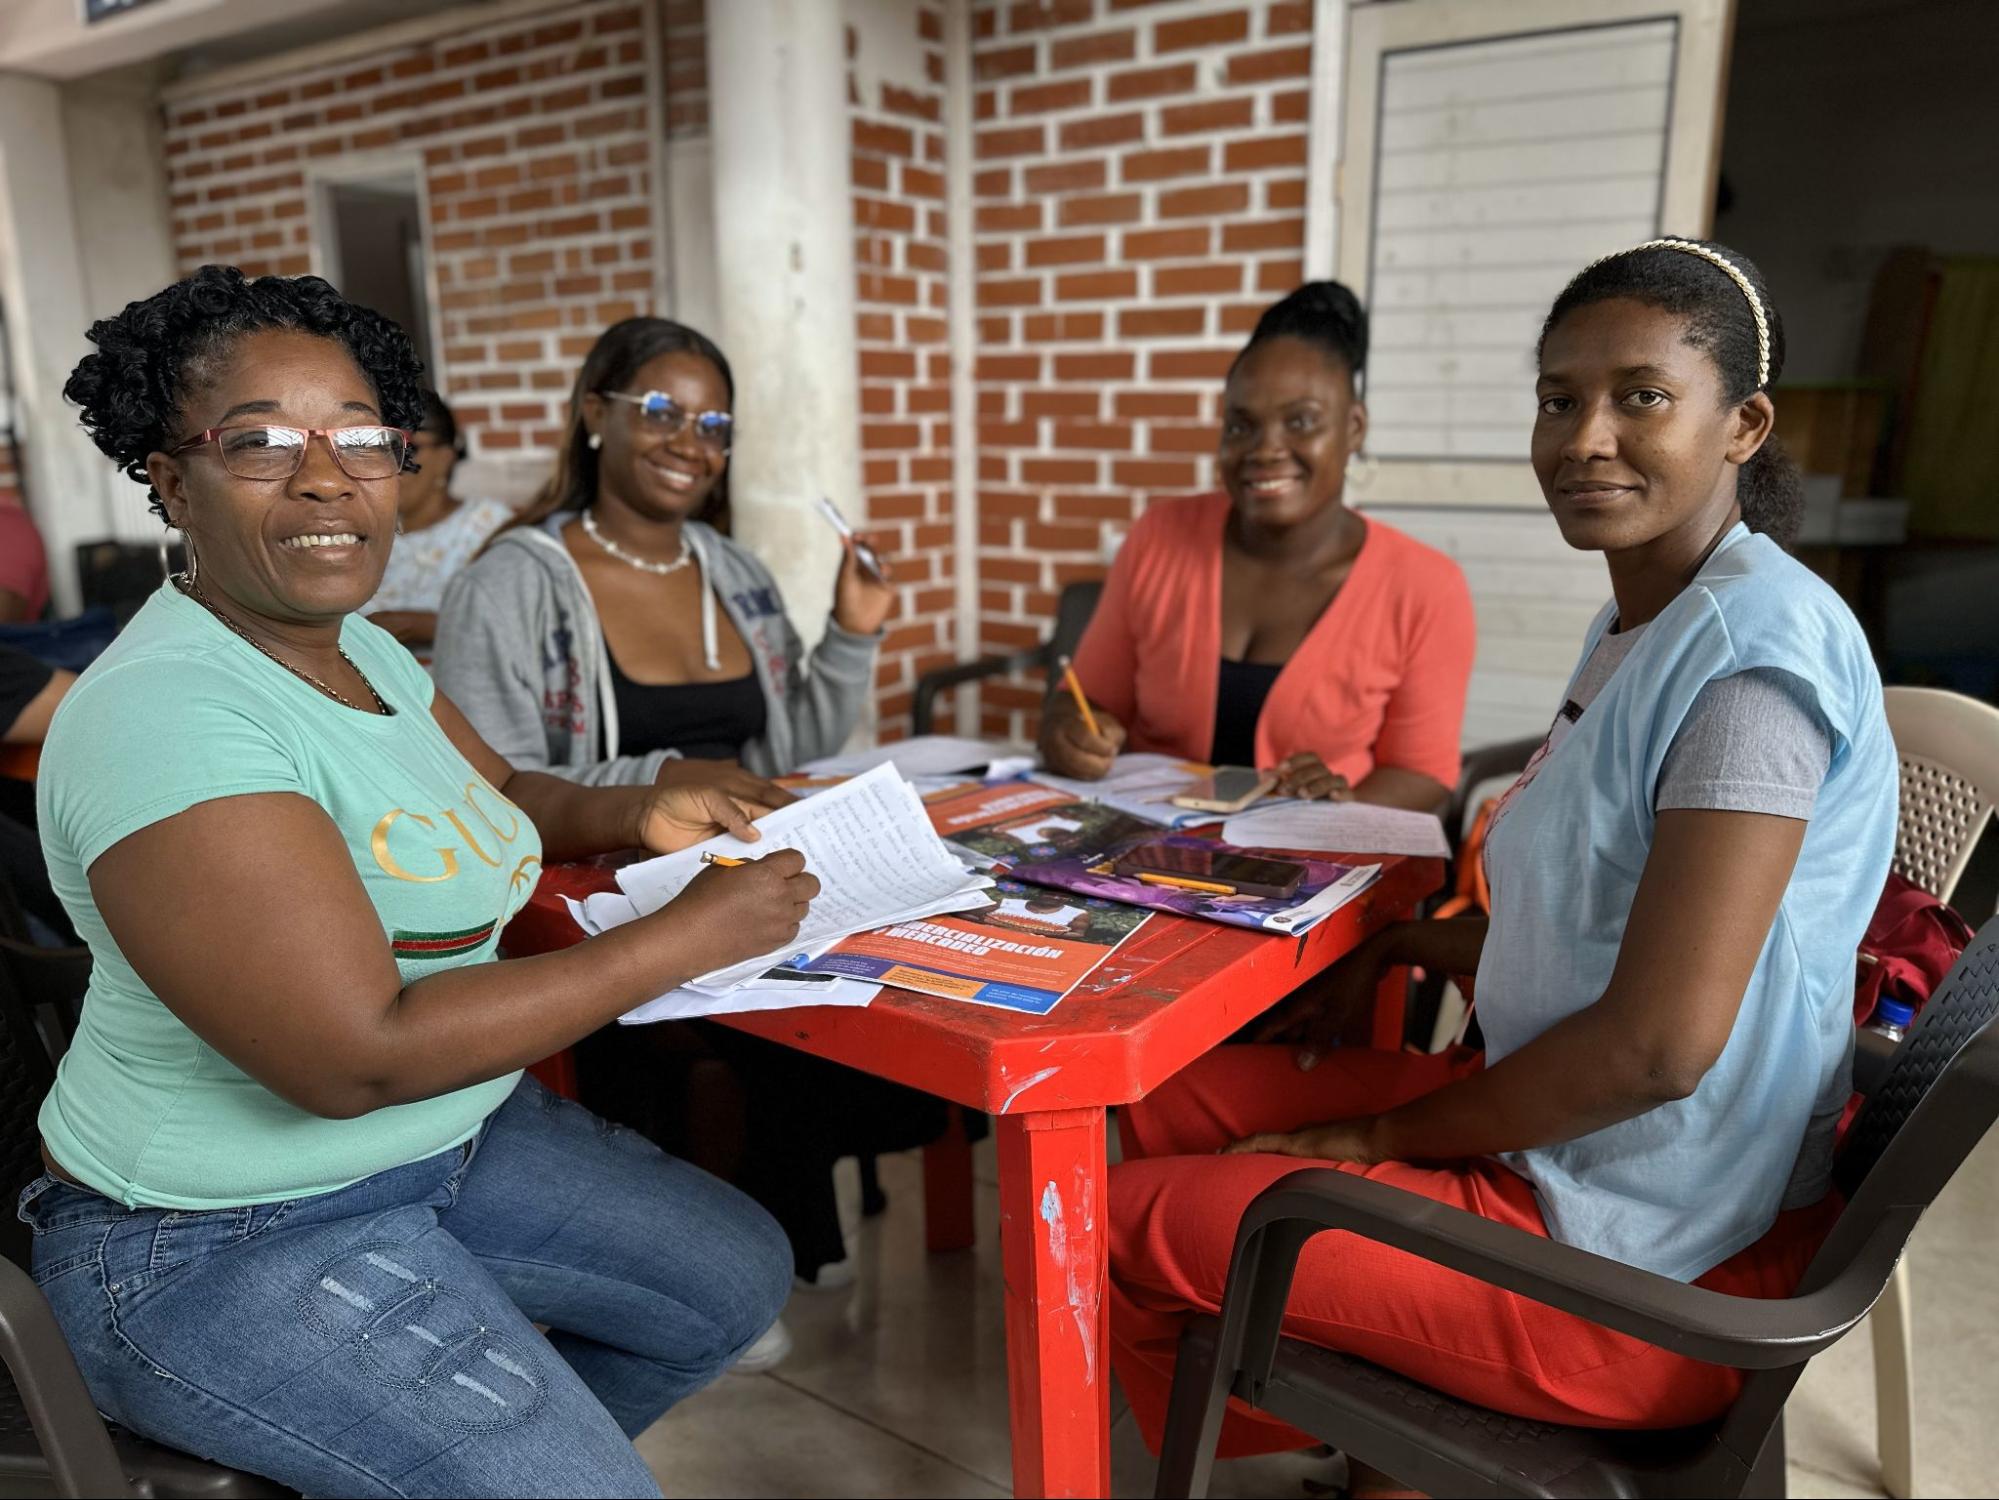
top-left (174, 575), bottom-right (394, 716)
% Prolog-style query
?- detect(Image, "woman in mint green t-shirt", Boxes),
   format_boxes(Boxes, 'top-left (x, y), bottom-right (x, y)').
top-left (24, 266), bottom-right (819, 1499)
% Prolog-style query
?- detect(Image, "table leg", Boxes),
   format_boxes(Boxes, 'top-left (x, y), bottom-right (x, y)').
top-left (1371, 964), bottom-right (1410, 1051)
top-left (997, 1106), bottom-right (1112, 1499)
top-left (923, 1106), bottom-right (978, 1252)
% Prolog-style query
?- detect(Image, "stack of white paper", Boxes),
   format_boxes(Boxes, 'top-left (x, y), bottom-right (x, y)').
top-left (800, 734), bottom-right (1026, 779)
top-left (594, 764), bottom-right (991, 1003)
top-left (564, 893), bottom-right (884, 1023)
top-left (1221, 801), bottom-right (1451, 859)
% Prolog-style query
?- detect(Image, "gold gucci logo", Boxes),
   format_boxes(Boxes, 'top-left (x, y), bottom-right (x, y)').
top-left (371, 781), bottom-right (528, 884)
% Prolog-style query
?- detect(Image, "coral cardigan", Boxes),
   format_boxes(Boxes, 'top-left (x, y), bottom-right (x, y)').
top-left (1069, 494), bottom-right (1476, 788)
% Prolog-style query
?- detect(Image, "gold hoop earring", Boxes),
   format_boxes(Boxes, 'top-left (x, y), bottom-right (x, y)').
top-left (587, 433), bottom-right (602, 452)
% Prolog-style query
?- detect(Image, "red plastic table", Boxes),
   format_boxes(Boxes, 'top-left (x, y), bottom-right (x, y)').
top-left (504, 852), bottom-right (1441, 1498)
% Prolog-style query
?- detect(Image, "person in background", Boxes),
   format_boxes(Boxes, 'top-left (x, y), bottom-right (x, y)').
top-left (1039, 282), bottom-right (1475, 810)
top-left (0, 644), bottom-right (68, 748)
top-left (434, 317), bottom-right (943, 1349)
top-left (1107, 241), bottom-right (1898, 1492)
top-left (31, 265), bottom-right (809, 1497)
top-left (0, 642), bottom-right (73, 942)
top-left (365, 389), bottom-right (512, 659)
top-left (0, 501), bottom-right (51, 622)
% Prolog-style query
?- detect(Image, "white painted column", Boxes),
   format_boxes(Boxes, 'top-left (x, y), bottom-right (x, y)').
top-left (704, 0), bottom-right (865, 654)
top-left (944, 0), bottom-right (979, 734)
top-left (0, 74), bottom-right (154, 617)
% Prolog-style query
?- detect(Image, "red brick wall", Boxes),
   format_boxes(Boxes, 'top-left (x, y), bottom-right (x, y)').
top-left (156, 0), bottom-right (1320, 743)
top-left (661, 0), bottom-right (710, 137)
top-left (161, 0), bottom-right (663, 458)
top-left (971, 0), bottom-right (1314, 739)
top-left (851, 7), bottom-right (959, 740)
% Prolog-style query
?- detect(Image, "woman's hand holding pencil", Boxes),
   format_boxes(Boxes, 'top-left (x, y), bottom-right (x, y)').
top-left (1040, 656), bottom-right (1127, 781)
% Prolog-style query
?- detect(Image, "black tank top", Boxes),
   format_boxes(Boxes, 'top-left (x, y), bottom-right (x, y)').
top-left (1209, 657), bottom-right (1282, 767)
top-left (606, 650), bottom-right (768, 762)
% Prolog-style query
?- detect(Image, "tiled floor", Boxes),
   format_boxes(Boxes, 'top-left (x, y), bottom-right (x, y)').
top-left (635, 1122), bottom-right (1999, 1498)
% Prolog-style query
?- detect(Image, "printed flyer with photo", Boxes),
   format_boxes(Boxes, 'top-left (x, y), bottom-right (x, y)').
top-left (804, 878), bottom-right (1152, 1014)
top-left (1008, 832), bottom-right (1381, 936)
top-left (921, 778), bottom-right (1164, 870)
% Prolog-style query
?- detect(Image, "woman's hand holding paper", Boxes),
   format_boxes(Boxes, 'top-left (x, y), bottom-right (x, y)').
top-left (635, 783), bottom-right (766, 854)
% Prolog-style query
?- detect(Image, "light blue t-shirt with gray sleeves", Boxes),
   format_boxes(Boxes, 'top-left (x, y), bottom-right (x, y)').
top-left (1476, 524), bottom-right (1897, 1282)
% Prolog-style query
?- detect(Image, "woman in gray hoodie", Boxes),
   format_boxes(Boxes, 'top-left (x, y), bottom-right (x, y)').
top-left (435, 318), bottom-right (944, 1362)
top-left (433, 317), bottom-right (889, 795)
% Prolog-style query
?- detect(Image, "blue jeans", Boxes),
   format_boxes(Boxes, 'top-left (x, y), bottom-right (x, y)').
top-left (18, 1075), bottom-right (792, 1498)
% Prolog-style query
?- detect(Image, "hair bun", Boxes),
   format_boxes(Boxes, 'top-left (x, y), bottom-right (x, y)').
top-left (1244, 279), bottom-right (1369, 376)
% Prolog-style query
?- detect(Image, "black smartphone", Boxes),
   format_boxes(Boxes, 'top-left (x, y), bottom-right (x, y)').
top-left (1111, 842), bottom-right (1305, 899)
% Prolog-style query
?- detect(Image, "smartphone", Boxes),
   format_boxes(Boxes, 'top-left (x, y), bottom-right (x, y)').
top-left (1170, 766), bottom-right (1276, 815)
top-left (1111, 842), bottom-right (1305, 899)
top-left (814, 495), bottom-right (889, 585)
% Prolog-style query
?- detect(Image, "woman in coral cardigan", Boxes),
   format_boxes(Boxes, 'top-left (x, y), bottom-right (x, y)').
top-left (1039, 282), bottom-right (1476, 809)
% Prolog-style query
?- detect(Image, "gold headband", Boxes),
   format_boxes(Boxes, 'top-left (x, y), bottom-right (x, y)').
top-left (1584, 237), bottom-right (1771, 390)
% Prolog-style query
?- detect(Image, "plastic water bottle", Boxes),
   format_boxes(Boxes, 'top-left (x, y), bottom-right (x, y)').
top-left (1866, 998), bottom-right (1916, 1045)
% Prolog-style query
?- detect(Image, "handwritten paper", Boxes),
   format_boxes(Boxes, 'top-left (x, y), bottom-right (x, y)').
top-left (1222, 801), bottom-right (1451, 859)
top-left (612, 764), bottom-right (991, 990)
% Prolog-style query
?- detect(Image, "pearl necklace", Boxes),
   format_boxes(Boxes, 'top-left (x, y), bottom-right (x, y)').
top-left (580, 509), bottom-right (694, 577)
top-left (174, 575), bottom-right (393, 716)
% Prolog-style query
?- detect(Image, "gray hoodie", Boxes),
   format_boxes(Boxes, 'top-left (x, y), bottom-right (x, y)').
top-left (432, 514), bottom-right (879, 784)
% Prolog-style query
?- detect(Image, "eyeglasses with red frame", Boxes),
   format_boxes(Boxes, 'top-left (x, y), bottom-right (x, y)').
top-left (170, 424), bottom-right (415, 482)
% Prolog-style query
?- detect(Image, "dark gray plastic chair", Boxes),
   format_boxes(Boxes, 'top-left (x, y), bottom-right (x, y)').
top-left (1155, 916), bottom-right (1999, 1499)
top-left (0, 927), bottom-right (289, 1497)
top-left (911, 579), bottom-right (1102, 736)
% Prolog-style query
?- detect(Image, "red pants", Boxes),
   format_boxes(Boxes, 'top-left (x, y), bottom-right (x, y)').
top-left (1108, 1045), bottom-right (1840, 1459)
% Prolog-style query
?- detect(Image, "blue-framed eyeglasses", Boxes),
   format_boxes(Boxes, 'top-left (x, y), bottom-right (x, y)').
top-left (599, 390), bottom-right (734, 452)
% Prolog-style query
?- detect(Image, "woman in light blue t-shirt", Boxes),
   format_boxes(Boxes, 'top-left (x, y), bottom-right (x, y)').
top-left (25, 266), bottom-right (824, 1499)
top-left (1105, 241), bottom-right (1898, 1474)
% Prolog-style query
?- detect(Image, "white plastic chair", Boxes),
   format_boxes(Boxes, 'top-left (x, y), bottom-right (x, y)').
top-left (1871, 686), bottom-right (1999, 1499)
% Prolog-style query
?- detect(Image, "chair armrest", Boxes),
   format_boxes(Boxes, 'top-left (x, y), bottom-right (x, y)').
top-left (1852, 1024), bottom-right (1898, 1096)
top-left (0, 1256), bottom-right (131, 1496)
top-left (1229, 1167), bottom-right (1907, 1370)
top-left (911, 649), bottom-right (1047, 736)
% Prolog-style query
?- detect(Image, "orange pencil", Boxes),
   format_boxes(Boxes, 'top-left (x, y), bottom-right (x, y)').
top-left (1134, 872), bottom-right (1235, 895)
top-left (1057, 655), bottom-right (1102, 740)
top-left (700, 852), bottom-right (748, 867)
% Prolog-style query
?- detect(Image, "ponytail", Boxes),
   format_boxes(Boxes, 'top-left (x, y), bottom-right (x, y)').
top-left (1738, 435), bottom-right (1804, 549)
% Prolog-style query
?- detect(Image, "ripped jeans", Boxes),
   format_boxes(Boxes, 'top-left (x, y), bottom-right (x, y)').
top-left (18, 1075), bottom-right (792, 1499)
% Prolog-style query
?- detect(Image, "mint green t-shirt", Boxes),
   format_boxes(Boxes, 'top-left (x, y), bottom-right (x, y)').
top-left (36, 584), bottom-right (543, 1209)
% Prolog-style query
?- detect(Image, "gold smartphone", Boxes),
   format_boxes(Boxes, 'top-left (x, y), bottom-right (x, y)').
top-left (1169, 766), bottom-right (1276, 816)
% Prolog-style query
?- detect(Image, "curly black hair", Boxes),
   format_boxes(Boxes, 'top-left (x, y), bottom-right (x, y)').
top-left (1539, 239), bottom-right (1804, 548)
top-left (1232, 279), bottom-right (1369, 385)
top-left (63, 264), bottom-right (427, 522)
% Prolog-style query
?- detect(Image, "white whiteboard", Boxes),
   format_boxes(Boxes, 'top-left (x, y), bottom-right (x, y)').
top-left (1326, 0), bottom-right (1735, 507)
top-left (1366, 20), bottom-right (1675, 462)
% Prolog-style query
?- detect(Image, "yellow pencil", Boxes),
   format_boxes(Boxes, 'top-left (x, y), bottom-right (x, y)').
top-left (700, 852), bottom-right (748, 867)
top-left (1057, 655), bottom-right (1102, 740)
top-left (1134, 872), bottom-right (1235, 895)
